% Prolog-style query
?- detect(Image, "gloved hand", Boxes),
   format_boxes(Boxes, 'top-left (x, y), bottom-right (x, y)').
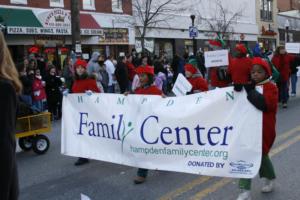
top-left (85, 90), bottom-right (93, 96)
top-left (63, 89), bottom-right (69, 96)
top-left (233, 84), bottom-right (243, 92)
top-left (244, 82), bottom-right (256, 94)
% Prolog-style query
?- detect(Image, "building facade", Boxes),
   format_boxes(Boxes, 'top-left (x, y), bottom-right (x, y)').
top-left (256, 0), bottom-right (279, 51)
top-left (0, 0), bottom-right (134, 65)
top-left (277, 0), bottom-right (300, 45)
top-left (134, 0), bottom-right (258, 58)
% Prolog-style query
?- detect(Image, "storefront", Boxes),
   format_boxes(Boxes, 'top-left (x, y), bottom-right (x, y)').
top-left (258, 25), bottom-right (278, 51)
top-left (0, 7), bottom-right (135, 65)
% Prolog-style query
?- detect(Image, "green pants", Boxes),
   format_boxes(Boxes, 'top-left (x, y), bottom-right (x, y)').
top-left (239, 155), bottom-right (276, 190)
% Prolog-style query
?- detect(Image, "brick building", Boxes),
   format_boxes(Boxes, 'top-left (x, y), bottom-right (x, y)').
top-left (278, 0), bottom-right (300, 12)
top-left (0, 0), bottom-right (134, 66)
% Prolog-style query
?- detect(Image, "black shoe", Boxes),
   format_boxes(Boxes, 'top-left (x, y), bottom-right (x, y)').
top-left (282, 103), bottom-right (287, 109)
top-left (134, 176), bottom-right (146, 184)
top-left (74, 158), bottom-right (89, 166)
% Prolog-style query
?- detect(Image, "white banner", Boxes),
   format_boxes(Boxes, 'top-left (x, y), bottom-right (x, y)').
top-left (286, 43), bottom-right (300, 54)
top-left (62, 87), bottom-right (262, 178)
top-left (135, 39), bottom-right (154, 53)
top-left (205, 50), bottom-right (229, 68)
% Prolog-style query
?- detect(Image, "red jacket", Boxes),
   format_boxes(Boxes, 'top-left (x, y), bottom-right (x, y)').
top-left (72, 78), bottom-right (100, 93)
top-left (209, 68), bottom-right (230, 88)
top-left (126, 62), bottom-right (136, 81)
top-left (134, 85), bottom-right (162, 95)
top-left (228, 57), bottom-right (252, 84)
top-left (187, 77), bottom-right (209, 93)
top-left (32, 77), bottom-right (47, 101)
top-left (271, 54), bottom-right (295, 82)
top-left (261, 81), bottom-right (278, 154)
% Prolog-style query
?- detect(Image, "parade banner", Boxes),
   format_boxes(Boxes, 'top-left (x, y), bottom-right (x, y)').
top-left (62, 87), bottom-right (262, 178)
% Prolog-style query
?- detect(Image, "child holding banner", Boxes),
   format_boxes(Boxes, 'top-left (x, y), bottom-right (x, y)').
top-left (129, 65), bottom-right (163, 184)
top-left (237, 57), bottom-right (278, 200)
top-left (71, 59), bottom-right (101, 166)
top-left (184, 64), bottom-right (208, 94)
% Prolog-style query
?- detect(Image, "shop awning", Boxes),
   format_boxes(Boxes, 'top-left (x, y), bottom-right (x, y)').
top-left (0, 8), bottom-right (42, 27)
top-left (80, 13), bottom-right (103, 36)
top-left (80, 13), bottom-right (101, 29)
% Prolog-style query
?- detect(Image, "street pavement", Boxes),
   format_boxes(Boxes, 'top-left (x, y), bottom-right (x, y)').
top-left (17, 83), bottom-right (300, 200)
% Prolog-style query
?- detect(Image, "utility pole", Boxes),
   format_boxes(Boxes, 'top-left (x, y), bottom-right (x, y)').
top-left (71, 0), bottom-right (81, 56)
top-left (190, 15), bottom-right (197, 56)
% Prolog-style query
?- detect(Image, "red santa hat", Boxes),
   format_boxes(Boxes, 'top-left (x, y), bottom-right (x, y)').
top-left (28, 46), bottom-right (39, 54)
top-left (208, 40), bottom-right (222, 48)
top-left (184, 63), bottom-right (197, 75)
top-left (136, 66), bottom-right (154, 75)
top-left (252, 57), bottom-right (271, 77)
top-left (235, 43), bottom-right (247, 55)
top-left (74, 59), bottom-right (87, 69)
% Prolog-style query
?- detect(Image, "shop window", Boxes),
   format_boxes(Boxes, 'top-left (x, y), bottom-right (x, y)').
top-left (50, 0), bottom-right (64, 8)
top-left (112, 0), bottom-right (123, 13)
top-left (83, 0), bottom-right (95, 10)
top-left (10, 0), bottom-right (27, 4)
top-left (260, 0), bottom-right (273, 21)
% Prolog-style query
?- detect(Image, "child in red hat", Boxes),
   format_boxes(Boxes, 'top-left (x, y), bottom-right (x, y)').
top-left (184, 64), bottom-right (208, 93)
top-left (237, 57), bottom-right (278, 200)
top-left (72, 59), bottom-right (101, 166)
top-left (228, 43), bottom-right (252, 91)
top-left (127, 65), bottom-right (163, 184)
top-left (72, 59), bottom-right (101, 94)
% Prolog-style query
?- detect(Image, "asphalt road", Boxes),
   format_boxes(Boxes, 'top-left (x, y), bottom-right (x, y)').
top-left (17, 86), bottom-right (300, 200)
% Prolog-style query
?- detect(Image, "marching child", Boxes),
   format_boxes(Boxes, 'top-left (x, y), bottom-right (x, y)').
top-left (184, 64), bottom-right (208, 94)
top-left (127, 65), bottom-right (163, 184)
top-left (237, 57), bottom-right (278, 200)
top-left (71, 59), bottom-right (101, 166)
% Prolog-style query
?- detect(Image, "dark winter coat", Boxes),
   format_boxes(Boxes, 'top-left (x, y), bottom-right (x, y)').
top-left (115, 62), bottom-right (129, 93)
top-left (19, 74), bottom-right (33, 95)
top-left (45, 75), bottom-right (62, 104)
top-left (0, 78), bottom-right (19, 200)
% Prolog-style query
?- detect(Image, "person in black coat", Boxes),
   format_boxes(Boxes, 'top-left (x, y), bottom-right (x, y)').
top-left (45, 66), bottom-right (63, 120)
top-left (0, 31), bottom-right (22, 200)
top-left (115, 56), bottom-right (129, 93)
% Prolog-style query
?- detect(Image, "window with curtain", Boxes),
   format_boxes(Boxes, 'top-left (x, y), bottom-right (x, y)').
top-left (112, 0), bottom-right (123, 13)
top-left (10, 0), bottom-right (27, 4)
top-left (260, 0), bottom-right (273, 21)
top-left (50, 0), bottom-right (64, 7)
top-left (83, 0), bottom-right (95, 10)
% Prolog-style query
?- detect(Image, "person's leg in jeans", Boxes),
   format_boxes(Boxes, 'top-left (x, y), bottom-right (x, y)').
top-left (107, 84), bottom-right (115, 93)
top-left (290, 74), bottom-right (298, 96)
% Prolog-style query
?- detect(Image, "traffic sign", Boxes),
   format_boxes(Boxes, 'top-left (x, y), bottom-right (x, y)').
top-left (189, 26), bottom-right (198, 38)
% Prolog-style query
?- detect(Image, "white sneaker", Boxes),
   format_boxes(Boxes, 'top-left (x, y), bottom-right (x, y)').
top-left (237, 189), bottom-right (251, 200)
top-left (291, 93), bottom-right (296, 97)
top-left (261, 178), bottom-right (274, 193)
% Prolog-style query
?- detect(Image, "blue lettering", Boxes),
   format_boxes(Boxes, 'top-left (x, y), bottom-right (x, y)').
top-left (160, 127), bottom-right (173, 145)
top-left (207, 127), bottom-right (221, 146)
top-left (77, 112), bottom-right (88, 135)
top-left (140, 115), bottom-right (159, 144)
top-left (221, 126), bottom-right (233, 145)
